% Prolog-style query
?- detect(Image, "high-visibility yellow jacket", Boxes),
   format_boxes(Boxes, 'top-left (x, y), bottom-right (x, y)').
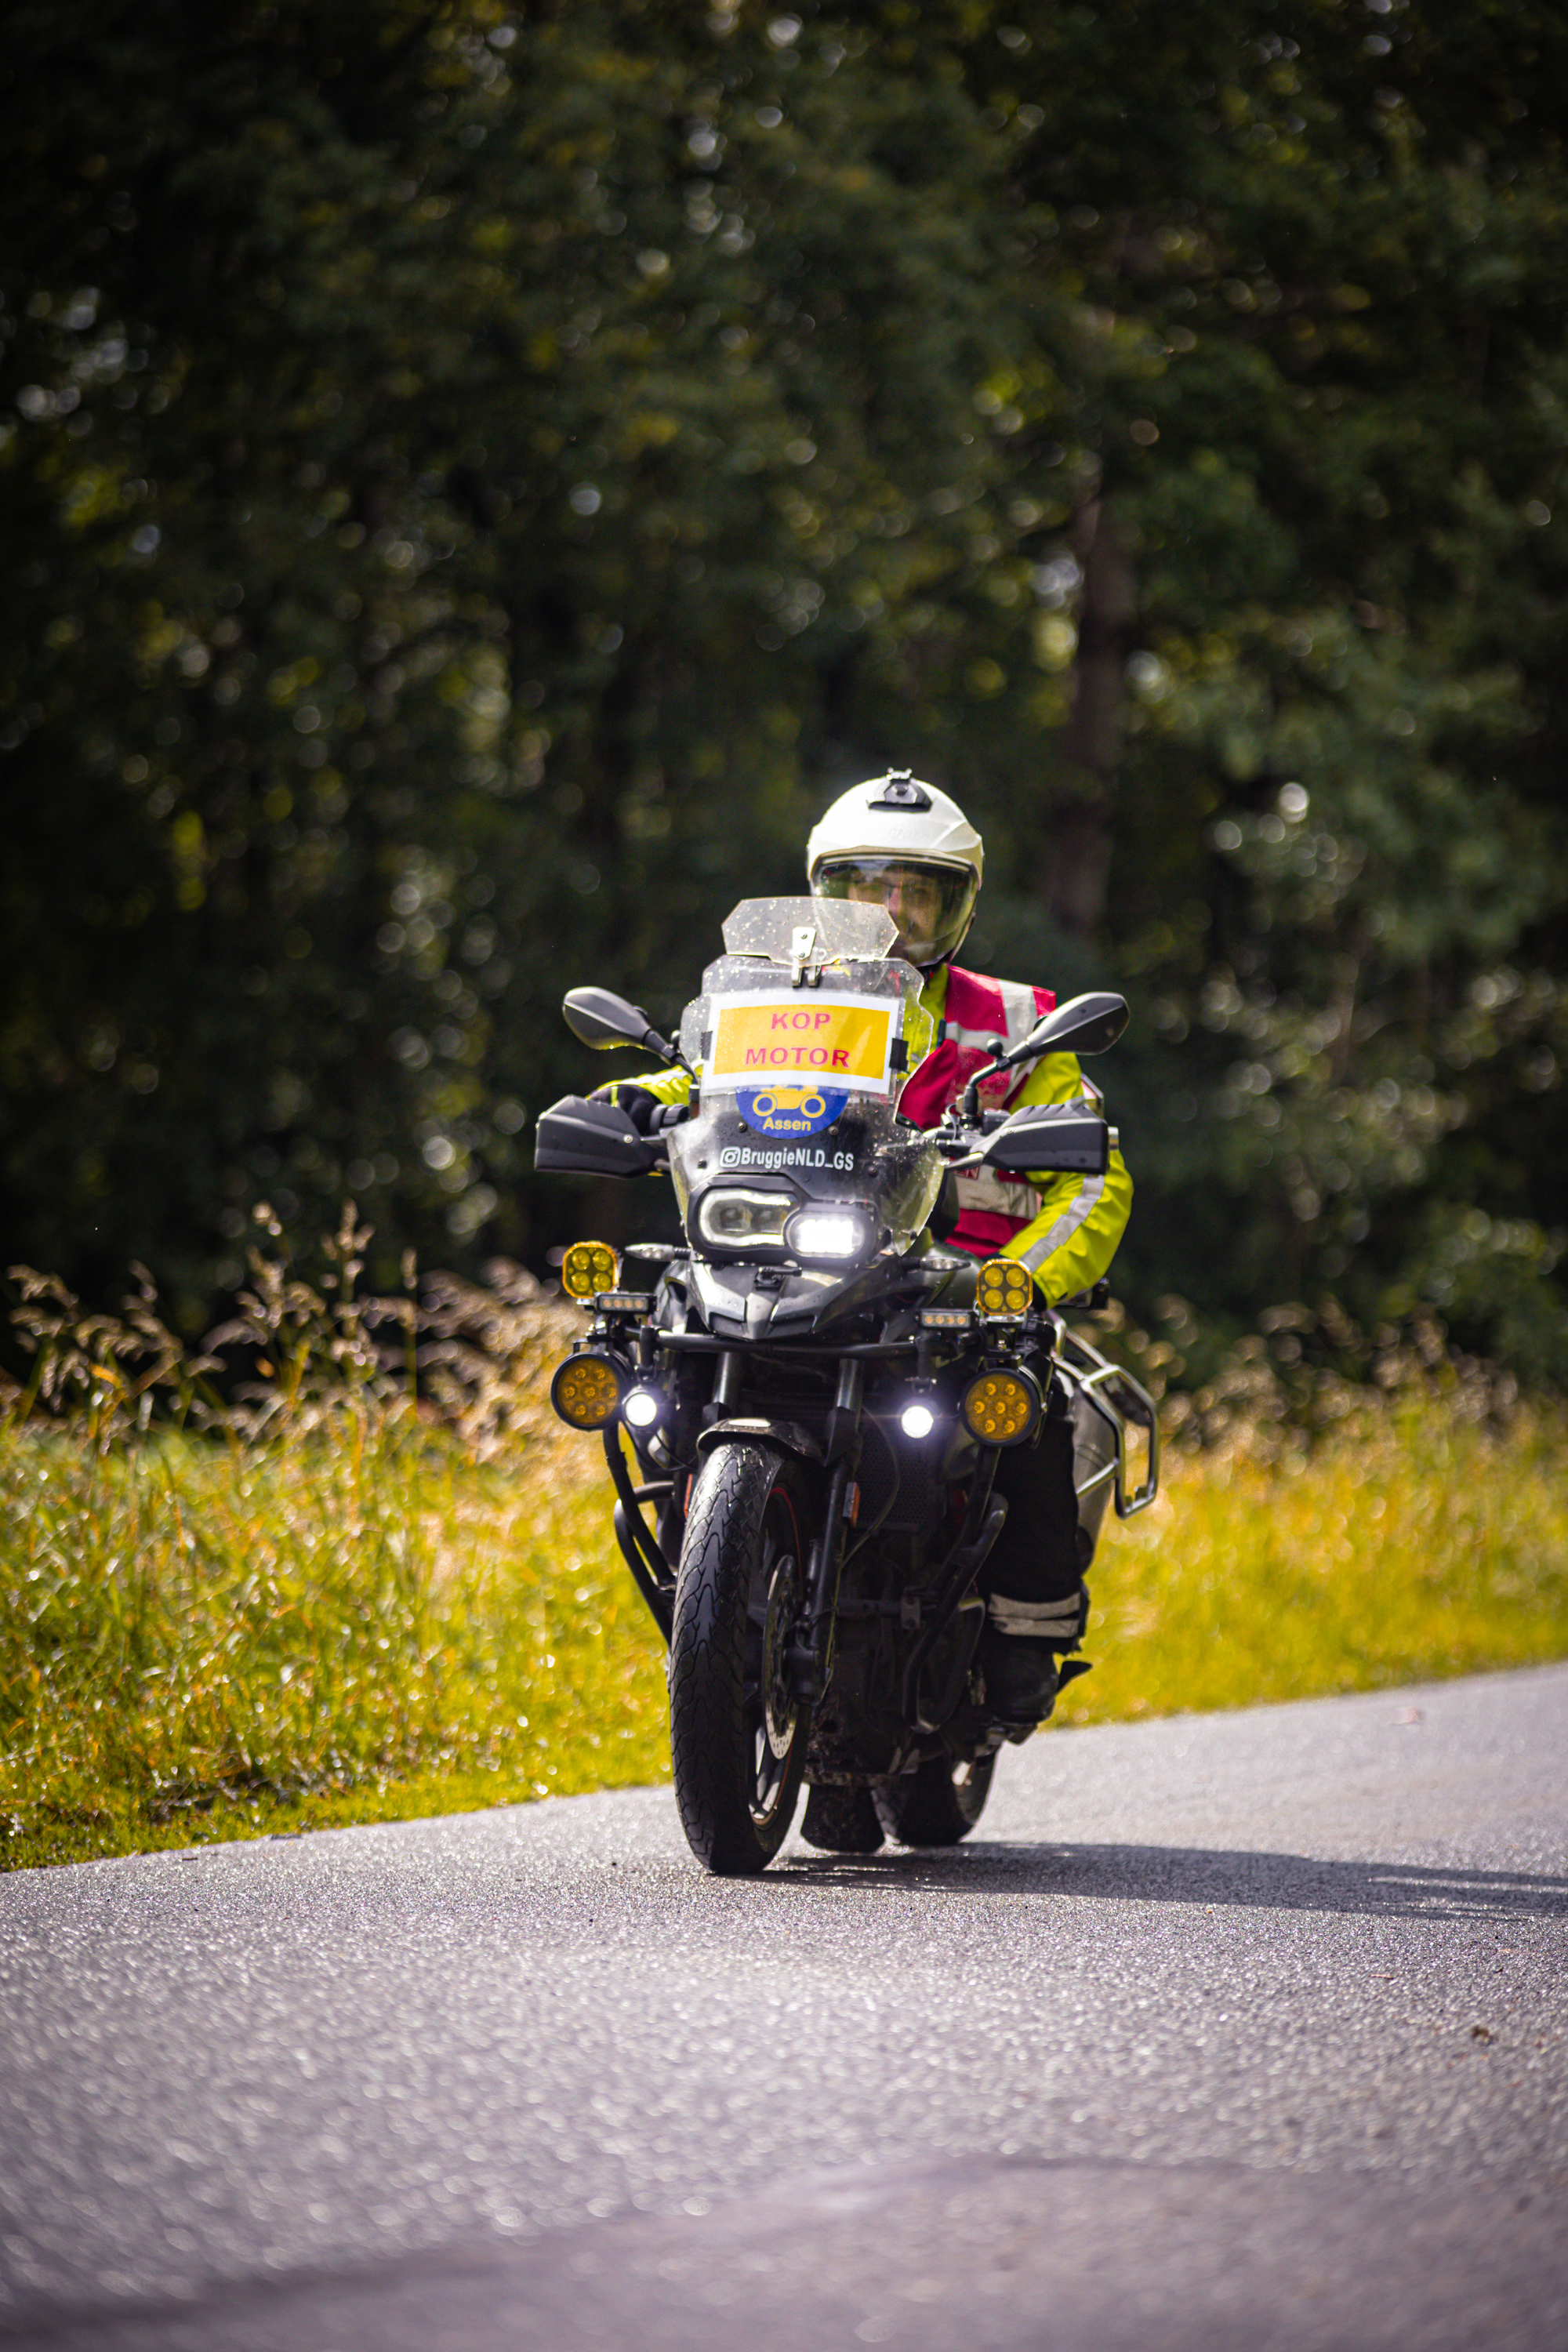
top-left (611, 960), bottom-right (1131, 1305)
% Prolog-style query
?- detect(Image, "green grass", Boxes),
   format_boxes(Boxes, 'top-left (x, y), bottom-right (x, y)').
top-left (1059, 1393), bottom-right (1568, 1727)
top-left (0, 1414), bottom-right (669, 1871)
top-left (3, 1377), bottom-right (1566, 1873)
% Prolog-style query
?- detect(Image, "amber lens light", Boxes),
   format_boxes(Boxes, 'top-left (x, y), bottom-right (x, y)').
top-left (550, 1353), bottom-right (623, 1430)
top-left (975, 1257), bottom-right (1033, 1319)
top-left (561, 1240), bottom-right (620, 1301)
top-left (960, 1369), bottom-right (1041, 1447)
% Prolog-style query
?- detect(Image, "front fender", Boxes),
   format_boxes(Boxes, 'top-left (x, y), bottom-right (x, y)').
top-left (695, 1417), bottom-right (823, 1465)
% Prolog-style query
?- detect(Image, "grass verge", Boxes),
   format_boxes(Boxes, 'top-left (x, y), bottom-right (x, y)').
top-left (0, 1417), bottom-right (668, 1871)
top-left (4, 1384), bottom-right (1566, 1873)
top-left (1060, 1393), bottom-right (1568, 1725)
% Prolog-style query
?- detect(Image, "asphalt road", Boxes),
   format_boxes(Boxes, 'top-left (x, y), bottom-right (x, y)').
top-left (2, 1663), bottom-right (1565, 2350)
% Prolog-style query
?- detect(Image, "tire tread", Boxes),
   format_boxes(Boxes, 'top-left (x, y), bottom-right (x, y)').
top-left (669, 1444), bottom-right (805, 1874)
top-left (874, 1751), bottom-right (996, 1847)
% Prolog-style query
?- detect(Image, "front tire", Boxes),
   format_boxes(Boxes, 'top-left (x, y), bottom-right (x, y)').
top-left (874, 1751), bottom-right (996, 1847)
top-left (669, 1443), bottom-right (811, 1875)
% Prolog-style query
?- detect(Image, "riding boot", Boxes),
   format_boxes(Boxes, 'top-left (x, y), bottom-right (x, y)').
top-left (800, 1782), bottom-right (885, 1853)
top-left (980, 1407), bottom-right (1089, 1728)
top-left (977, 1586), bottom-right (1089, 1726)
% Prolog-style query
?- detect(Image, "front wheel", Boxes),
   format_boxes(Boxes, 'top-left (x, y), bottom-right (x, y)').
top-left (669, 1443), bottom-right (811, 1874)
top-left (874, 1751), bottom-right (996, 1847)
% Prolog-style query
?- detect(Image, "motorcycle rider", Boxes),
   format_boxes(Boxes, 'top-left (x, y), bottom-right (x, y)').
top-left (595, 772), bottom-right (1133, 1834)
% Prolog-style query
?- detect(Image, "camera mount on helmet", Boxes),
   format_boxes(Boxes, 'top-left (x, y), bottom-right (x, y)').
top-left (866, 772), bottom-right (932, 813)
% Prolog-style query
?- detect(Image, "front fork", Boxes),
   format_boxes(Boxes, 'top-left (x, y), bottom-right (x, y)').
top-left (792, 1356), bottom-right (864, 1704)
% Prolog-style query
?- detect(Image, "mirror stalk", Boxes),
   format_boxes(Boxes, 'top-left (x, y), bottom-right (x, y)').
top-left (950, 995), bottom-right (1128, 1131)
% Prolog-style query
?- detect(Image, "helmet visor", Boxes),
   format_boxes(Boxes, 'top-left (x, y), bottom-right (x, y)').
top-left (812, 857), bottom-right (977, 967)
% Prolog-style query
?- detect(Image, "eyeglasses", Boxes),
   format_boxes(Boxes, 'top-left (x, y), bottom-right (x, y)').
top-left (841, 866), bottom-right (947, 924)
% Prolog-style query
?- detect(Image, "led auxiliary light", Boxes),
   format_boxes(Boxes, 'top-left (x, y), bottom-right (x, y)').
top-left (960, 1367), bottom-right (1042, 1448)
top-left (550, 1352), bottom-right (624, 1432)
top-left (975, 1256), bottom-right (1033, 1320)
top-left (622, 1387), bottom-right (662, 1430)
top-left (784, 1207), bottom-right (874, 1263)
top-left (900, 1401), bottom-right (938, 1441)
top-left (561, 1240), bottom-right (619, 1301)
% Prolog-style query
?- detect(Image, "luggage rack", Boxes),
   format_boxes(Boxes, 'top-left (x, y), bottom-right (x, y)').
top-left (1055, 1323), bottom-right (1160, 1519)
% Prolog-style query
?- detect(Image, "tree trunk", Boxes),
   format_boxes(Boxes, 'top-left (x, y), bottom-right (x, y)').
top-left (1042, 497), bottom-right (1135, 939)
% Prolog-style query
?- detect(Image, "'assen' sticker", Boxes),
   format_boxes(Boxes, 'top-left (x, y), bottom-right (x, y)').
top-left (707, 992), bottom-right (895, 1094)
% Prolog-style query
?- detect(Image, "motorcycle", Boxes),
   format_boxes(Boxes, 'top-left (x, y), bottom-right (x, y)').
top-left (534, 897), bottom-right (1157, 1875)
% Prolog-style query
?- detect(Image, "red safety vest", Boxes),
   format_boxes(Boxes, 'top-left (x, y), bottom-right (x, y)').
top-left (899, 964), bottom-right (1056, 1258)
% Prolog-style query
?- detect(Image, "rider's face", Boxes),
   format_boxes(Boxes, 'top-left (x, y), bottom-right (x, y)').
top-left (844, 866), bottom-right (946, 958)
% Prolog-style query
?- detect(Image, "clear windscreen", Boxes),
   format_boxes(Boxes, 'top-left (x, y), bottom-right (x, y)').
top-left (720, 895), bottom-right (898, 962)
top-left (668, 900), bottom-right (942, 1254)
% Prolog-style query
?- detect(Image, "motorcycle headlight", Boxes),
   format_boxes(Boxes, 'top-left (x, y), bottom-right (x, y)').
top-left (550, 1351), bottom-right (625, 1431)
top-left (960, 1367), bottom-right (1042, 1448)
top-left (784, 1206), bottom-right (876, 1264)
top-left (695, 1189), bottom-right (793, 1250)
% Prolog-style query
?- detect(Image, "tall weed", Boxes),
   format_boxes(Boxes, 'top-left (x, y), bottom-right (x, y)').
top-left (1, 1214), bottom-right (665, 1868)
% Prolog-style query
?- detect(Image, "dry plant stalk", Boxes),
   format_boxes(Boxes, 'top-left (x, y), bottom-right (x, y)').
top-left (6, 1204), bottom-right (580, 1458)
top-left (1074, 1291), bottom-right (1526, 1466)
top-left (5, 1208), bottom-right (1533, 1469)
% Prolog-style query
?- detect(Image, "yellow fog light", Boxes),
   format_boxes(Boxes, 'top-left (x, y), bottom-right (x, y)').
top-left (561, 1239), bottom-right (619, 1301)
top-left (975, 1256), bottom-right (1033, 1320)
top-left (960, 1367), bottom-right (1042, 1449)
top-left (550, 1352), bottom-right (624, 1431)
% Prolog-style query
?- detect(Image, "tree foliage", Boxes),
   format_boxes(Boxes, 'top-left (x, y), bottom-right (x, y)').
top-left (2, 0), bottom-right (1564, 1375)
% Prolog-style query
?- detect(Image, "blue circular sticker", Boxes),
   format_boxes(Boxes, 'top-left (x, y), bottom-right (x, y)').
top-left (736, 1084), bottom-right (849, 1139)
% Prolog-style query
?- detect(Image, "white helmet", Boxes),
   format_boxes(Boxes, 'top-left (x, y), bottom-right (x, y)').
top-left (806, 771), bottom-right (983, 967)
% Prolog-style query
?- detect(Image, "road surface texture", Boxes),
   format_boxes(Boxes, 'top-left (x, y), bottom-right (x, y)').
top-left (1, 1663), bottom-right (1565, 2350)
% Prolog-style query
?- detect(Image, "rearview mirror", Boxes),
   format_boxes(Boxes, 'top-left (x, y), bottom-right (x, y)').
top-left (562, 986), bottom-right (659, 1053)
top-left (1011, 991), bottom-right (1128, 1064)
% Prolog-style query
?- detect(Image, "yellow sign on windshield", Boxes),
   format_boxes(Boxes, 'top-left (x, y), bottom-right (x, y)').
top-left (708, 992), bottom-right (895, 1094)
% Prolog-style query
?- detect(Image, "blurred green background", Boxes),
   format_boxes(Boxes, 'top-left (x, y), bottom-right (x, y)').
top-left (3, 0), bottom-right (1565, 1374)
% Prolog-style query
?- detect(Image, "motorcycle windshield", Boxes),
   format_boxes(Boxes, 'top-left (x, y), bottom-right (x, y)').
top-left (719, 895), bottom-right (901, 963)
top-left (668, 898), bottom-right (942, 1265)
